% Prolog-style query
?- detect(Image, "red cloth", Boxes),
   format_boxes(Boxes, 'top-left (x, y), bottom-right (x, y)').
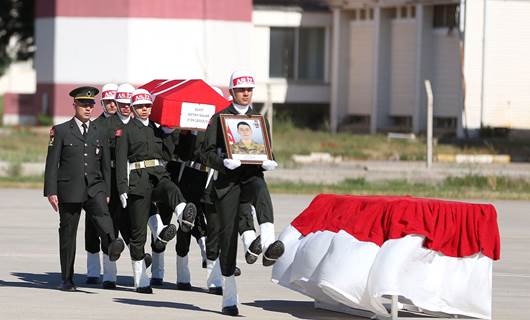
top-left (291, 194), bottom-right (501, 260)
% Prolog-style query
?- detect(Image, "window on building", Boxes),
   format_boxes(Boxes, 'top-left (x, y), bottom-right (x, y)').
top-left (389, 7), bottom-right (397, 19)
top-left (400, 6), bottom-right (408, 19)
top-left (433, 4), bottom-right (458, 28)
top-left (434, 117), bottom-right (457, 129)
top-left (410, 6), bottom-right (416, 19)
top-left (269, 28), bottom-right (295, 78)
top-left (269, 27), bottom-right (326, 81)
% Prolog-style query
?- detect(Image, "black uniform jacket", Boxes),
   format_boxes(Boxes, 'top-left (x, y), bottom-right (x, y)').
top-left (200, 104), bottom-right (272, 199)
top-left (44, 118), bottom-right (111, 203)
top-left (93, 113), bottom-right (129, 164)
top-left (115, 118), bottom-right (172, 196)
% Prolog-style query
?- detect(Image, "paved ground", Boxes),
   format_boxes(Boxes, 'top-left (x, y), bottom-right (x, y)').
top-left (0, 189), bottom-right (528, 319)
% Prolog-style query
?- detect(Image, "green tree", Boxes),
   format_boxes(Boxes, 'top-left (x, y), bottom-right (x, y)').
top-left (0, 0), bottom-right (34, 76)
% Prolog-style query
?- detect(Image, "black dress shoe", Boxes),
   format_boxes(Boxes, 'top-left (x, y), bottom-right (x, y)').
top-left (102, 281), bottom-right (116, 289)
top-left (179, 203), bottom-right (197, 233)
top-left (245, 235), bottom-right (262, 264)
top-left (136, 286), bottom-right (153, 294)
top-left (159, 224), bottom-right (177, 242)
top-left (176, 282), bottom-right (192, 291)
top-left (108, 239), bottom-right (125, 261)
top-left (234, 266), bottom-right (241, 277)
top-left (208, 286), bottom-right (223, 295)
top-left (202, 260), bottom-right (207, 269)
top-left (263, 240), bottom-right (285, 267)
top-left (222, 305), bottom-right (239, 316)
top-left (144, 253), bottom-right (152, 268)
top-left (150, 278), bottom-right (164, 286)
top-left (86, 276), bottom-right (100, 284)
top-left (153, 239), bottom-right (167, 252)
top-left (59, 281), bottom-right (76, 292)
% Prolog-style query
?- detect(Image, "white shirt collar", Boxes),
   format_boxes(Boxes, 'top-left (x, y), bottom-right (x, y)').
top-left (74, 117), bottom-right (89, 134)
top-left (118, 113), bottom-right (131, 124)
top-left (233, 103), bottom-right (251, 115)
top-left (138, 117), bottom-right (149, 126)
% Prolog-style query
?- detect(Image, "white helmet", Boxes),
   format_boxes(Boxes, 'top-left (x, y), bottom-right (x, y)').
top-left (131, 89), bottom-right (153, 106)
top-left (115, 83), bottom-right (135, 104)
top-left (229, 71), bottom-right (255, 90)
top-left (100, 83), bottom-right (118, 101)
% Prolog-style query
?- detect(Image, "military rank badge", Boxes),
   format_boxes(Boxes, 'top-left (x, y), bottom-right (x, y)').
top-left (48, 128), bottom-right (55, 146)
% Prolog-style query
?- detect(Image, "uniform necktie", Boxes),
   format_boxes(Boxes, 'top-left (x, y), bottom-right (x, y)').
top-left (82, 123), bottom-right (87, 137)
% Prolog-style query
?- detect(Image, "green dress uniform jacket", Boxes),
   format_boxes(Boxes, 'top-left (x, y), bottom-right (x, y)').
top-left (44, 118), bottom-right (111, 202)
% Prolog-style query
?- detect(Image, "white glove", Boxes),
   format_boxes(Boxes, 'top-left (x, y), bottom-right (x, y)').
top-left (223, 158), bottom-right (241, 170)
top-left (161, 126), bottom-right (176, 134)
top-left (120, 193), bottom-right (128, 208)
top-left (261, 160), bottom-right (278, 171)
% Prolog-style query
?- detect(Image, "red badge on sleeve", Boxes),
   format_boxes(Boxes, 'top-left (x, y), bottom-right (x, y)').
top-left (115, 129), bottom-right (123, 137)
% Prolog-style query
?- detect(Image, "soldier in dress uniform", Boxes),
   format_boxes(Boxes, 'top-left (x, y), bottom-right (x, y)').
top-left (83, 83), bottom-right (118, 286)
top-left (44, 86), bottom-right (125, 291)
top-left (231, 121), bottom-right (266, 155)
top-left (115, 88), bottom-right (196, 294)
top-left (200, 72), bottom-right (285, 315)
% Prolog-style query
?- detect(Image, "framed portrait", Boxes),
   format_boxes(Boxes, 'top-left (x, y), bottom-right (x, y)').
top-left (220, 114), bottom-right (273, 164)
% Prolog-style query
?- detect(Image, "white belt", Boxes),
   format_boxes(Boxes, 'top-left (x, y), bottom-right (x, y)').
top-left (129, 159), bottom-right (162, 170)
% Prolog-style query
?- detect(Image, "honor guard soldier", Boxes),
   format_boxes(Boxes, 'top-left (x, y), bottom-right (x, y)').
top-left (115, 88), bottom-right (196, 294)
top-left (44, 86), bottom-right (125, 291)
top-left (84, 83), bottom-right (118, 286)
top-left (201, 72), bottom-right (284, 315)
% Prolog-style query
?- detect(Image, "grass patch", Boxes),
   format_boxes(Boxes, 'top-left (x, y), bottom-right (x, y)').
top-left (269, 175), bottom-right (530, 200)
top-left (272, 119), bottom-right (493, 164)
top-left (0, 127), bottom-right (49, 162)
top-left (0, 175), bottom-right (43, 189)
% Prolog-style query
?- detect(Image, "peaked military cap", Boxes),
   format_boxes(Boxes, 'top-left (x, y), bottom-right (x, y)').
top-left (69, 86), bottom-right (99, 105)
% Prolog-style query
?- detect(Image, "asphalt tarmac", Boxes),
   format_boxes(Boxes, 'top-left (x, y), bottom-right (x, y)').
top-left (0, 189), bottom-right (528, 319)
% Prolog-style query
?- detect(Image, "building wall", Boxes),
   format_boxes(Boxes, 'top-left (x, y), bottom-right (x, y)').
top-left (251, 9), bottom-right (331, 104)
top-left (431, 29), bottom-right (462, 118)
top-left (348, 18), bottom-right (374, 115)
top-left (34, 0), bottom-right (253, 123)
top-left (389, 19), bottom-right (416, 116)
top-left (481, 0), bottom-right (530, 129)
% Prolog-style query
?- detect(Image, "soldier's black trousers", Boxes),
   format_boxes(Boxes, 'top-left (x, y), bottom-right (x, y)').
top-left (151, 165), bottom-right (207, 255)
top-left (205, 202), bottom-right (254, 262)
top-left (85, 170), bottom-right (130, 253)
top-left (215, 177), bottom-right (272, 276)
top-left (128, 174), bottom-right (185, 261)
top-left (58, 191), bottom-right (116, 282)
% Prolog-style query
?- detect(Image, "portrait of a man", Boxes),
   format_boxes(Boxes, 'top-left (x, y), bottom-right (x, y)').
top-left (232, 121), bottom-right (266, 155)
top-left (220, 114), bottom-right (272, 163)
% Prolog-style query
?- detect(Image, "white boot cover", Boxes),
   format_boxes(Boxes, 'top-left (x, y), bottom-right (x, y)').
top-left (132, 260), bottom-right (150, 288)
top-left (102, 254), bottom-right (117, 282)
top-left (152, 252), bottom-right (165, 280)
top-left (86, 252), bottom-right (101, 278)
top-left (176, 255), bottom-right (191, 284)
top-left (174, 202), bottom-right (187, 226)
top-left (241, 230), bottom-right (257, 252)
top-left (222, 275), bottom-right (239, 307)
top-left (147, 214), bottom-right (165, 240)
top-left (207, 259), bottom-right (223, 288)
top-left (260, 222), bottom-right (276, 251)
